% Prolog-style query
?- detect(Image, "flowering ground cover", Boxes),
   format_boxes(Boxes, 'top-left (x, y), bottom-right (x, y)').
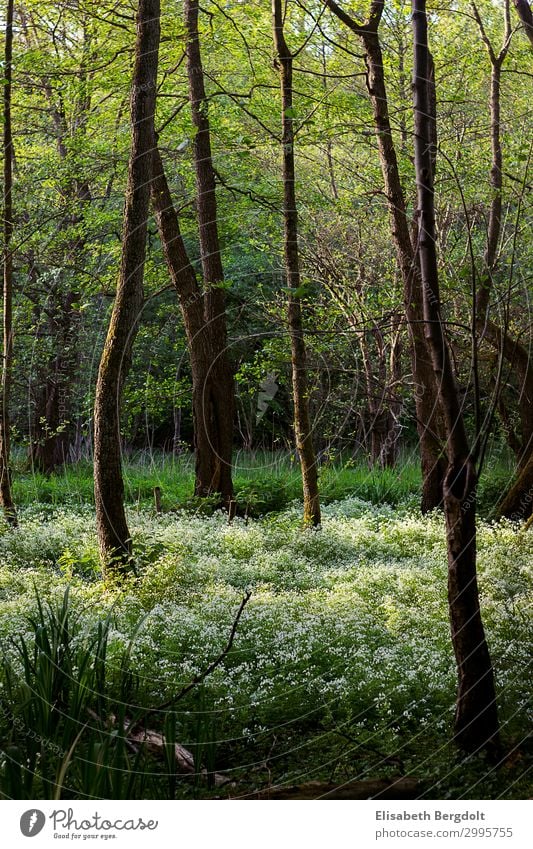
top-left (0, 497), bottom-right (531, 798)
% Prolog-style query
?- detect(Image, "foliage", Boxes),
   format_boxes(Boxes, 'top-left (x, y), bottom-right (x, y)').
top-left (4, 0), bottom-right (532, 463)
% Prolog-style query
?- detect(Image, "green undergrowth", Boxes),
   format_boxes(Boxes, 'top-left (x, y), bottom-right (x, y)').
top-left (10, 452), bottom-right (513, 517)
top-left (0, 497), bottom-right (530, 799)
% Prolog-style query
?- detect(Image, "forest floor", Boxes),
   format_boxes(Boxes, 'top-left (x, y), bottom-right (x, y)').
top-left (0, 457), bottom-right (531, 799)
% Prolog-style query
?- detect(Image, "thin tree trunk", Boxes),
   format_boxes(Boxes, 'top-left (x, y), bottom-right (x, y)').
top-left (93, 0), bottom-right (160, 572)
top-left (320, 43), bottom-right (339, 201)
top-left (325, 0), bottom-right (445, 513)
top-left (273, 0), bottom-right (320, 526)
top-left (482, 319), bottom-right (533, 465)
top-left (184, 0), bottom-right (234, 508)
top-left (483, 57), bottom-right (503, 298)
top-left (360, 333), bottom-right (381, 466)
top-left (382, 314), bottom-right (403, 468)
top-left (0, 0), bottom-right (17, 526)
top-left (412, 0), bottom-right (499, 752)
top-left (172, 405), bottom-right (182, 453)
top-left (359, 328), bottom-right (395, 468)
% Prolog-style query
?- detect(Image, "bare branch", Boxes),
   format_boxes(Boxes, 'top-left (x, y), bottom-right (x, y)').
top-left (132, 592), bottom-right (252, 728)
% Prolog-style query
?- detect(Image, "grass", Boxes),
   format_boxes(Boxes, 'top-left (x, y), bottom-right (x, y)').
top-left (0, 490), bottom-right (530, 800)
top-left (10, 449), bottom-right (514, 516)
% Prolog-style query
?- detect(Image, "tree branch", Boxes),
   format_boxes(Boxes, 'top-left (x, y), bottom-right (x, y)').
top-left (132, 591), bottom-right (252, 728)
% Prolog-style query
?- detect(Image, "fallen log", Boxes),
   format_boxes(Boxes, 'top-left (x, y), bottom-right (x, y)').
top-left (243, 776), bottom-right (418, 800)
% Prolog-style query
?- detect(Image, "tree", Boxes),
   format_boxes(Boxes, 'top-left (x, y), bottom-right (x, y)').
top-left (0, 0), bottom-right (17, 525)
top-left (28, 29), bottom-right (91, 474)
top-left (305, 219), bottom-right (404, 468)
top-left (513, 0), bottom-right (533, 46)
top-left (412, 0), bottom-right (499, 751)
top-left (470, 0), bottom-right (533, 474)
top-left (465, 0), bottom-right (533, 521)
top-left (324, 0), bottom-right (446, 513)
top-left (273, 0), bottom-right (321, 526)
top-left (153, 0), bottom-right (235, 509)
top-left (12, 1), bottom-right (133, 470)
top-left (93, 0), bottom-right (160, 571)
top-left (498, 449), bottom-right (533, 519)
top-left (151, 143), bottom-right (235, 507)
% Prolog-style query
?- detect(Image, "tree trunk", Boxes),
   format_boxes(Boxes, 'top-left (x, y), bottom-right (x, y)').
top-left (151, 145), bottom-right (234, 504)
top-left (30, 292), bottom-right (80, 474)
top-left (23, 22), bottom-right (92, 473)
top-left (412, 0), bottom-right (499, 751)
top-left (0, 0), bottom-right (17, 526)
top-left (183, 0), bottom-right (234, 508)
top-left (364, 26), bottom-right (446, 509)
top-left (360, 327), bottom-right (399, 469)
top-left (512, 0), bottom-right (533, 46)
top-left (382, 315), bottom-right (403, 469)
top-left (443, 460), bottom-right (500, 748)
top-left (172, 405), bottom-right (182, 454)
top-left (481, 319), bottom-right (533, 467)
top-left (325, 0), bottom-right (445, 512)
top-left (273, 0), bottom-right (320, 526)
top-left (93, 0), bottom-right (160, 572)
top-left (472, 2), bottom-right (533, 469)
top-left (498, 450), bottom-right (533, 520)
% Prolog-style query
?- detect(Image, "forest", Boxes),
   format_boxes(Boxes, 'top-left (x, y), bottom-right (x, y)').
top-left (0, 0), bottom-right (531, 801)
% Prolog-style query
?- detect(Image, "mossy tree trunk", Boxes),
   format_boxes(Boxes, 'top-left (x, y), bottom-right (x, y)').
top-left (273, 0), bottom-right (320, 526)
top-left (93, 0), bottom-right (160, 572)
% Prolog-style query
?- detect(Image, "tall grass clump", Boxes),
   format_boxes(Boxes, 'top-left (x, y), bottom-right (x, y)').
top-left (0, 588), bottom-right (159, 799)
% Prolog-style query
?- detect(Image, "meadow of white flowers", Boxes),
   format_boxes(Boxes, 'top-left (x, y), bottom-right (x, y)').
top-left (0, 497), bottom-right (530, 766)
